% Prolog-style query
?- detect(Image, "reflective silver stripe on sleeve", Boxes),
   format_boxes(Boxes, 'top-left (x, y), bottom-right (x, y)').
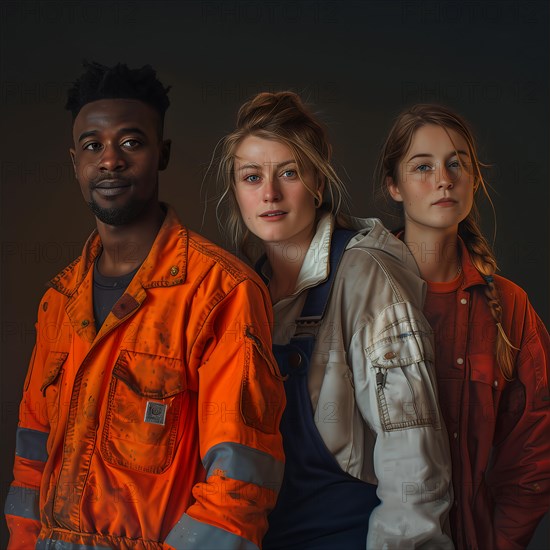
top-left (16, 427), bottom-right (49, 462)
top-left (4, 485), bottom-right (39, 520)
top-left (165, 514), bottom-right (258, 550)
top-left (203, 441), bottom-right (283, 491)
top-left (36, 539), bottom-right (111, 549)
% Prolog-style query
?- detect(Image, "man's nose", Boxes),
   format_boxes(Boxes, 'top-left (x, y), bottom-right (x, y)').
top-left (99, 144), bottom-right (126, 171)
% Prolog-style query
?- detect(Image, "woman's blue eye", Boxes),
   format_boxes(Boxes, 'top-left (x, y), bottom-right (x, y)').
top-left (282, 169), bottom-right (297, 178)
top-left (416, 164), bottom-right (431, 172)
top-left (245, 175), bottom-right (260, 183)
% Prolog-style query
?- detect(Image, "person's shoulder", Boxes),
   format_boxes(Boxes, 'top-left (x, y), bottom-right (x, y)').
top-left (346, 219), bottom-right (419, 274)
top-left (44, 250), bottom-right (89, 303)
top-left (493, 274), bottom-right (529, 305)
top-left (186, 229), bottom-right (265, 289)
top-left (343, 224), bottom-right (422, 290)
top-left (334, 246), bottom-right (425, 317)
top-left (36, 265), bottom-right (80, 322)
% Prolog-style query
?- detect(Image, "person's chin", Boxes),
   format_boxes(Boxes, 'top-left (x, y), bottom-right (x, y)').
top-left (88, 198), bottom-right (146, 226)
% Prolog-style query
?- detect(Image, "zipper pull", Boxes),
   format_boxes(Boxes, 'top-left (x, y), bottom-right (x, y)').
top-left (376, 368), bottom-right (387, 389)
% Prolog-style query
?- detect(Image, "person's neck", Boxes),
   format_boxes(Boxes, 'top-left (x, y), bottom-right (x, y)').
top-left (402, 223), bottom-right (461, 282)
top-left (263, 232), bottom-right (313, 304)
top-left (95, 203), bottom-right (166, 277)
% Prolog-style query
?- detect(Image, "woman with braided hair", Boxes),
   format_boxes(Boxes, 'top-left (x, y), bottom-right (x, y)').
top-left (377, 103), bottom-right (550, 549)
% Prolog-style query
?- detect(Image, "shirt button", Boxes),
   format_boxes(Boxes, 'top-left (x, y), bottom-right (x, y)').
top-left (456, 357), bottom-right (464, 365)
top-left (81, 319), bottom-right (89, 327)
top-left (493, 380), bottom-right (498, 388)
top-left (453, 432), bottom-right (458, 439)
top-left (460, 298), bottom-right (467, 305)
top-left (170, 266), bottom-right (179, 276)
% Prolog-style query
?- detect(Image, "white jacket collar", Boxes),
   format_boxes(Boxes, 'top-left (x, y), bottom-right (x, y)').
top-left (260, 213), bottom-right (332, 300)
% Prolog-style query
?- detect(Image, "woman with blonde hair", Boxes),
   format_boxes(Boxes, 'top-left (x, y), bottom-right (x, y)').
top-left (376, 103), bottom-right (550, 549)
top-left (215, 92), bottom-right (453, 549)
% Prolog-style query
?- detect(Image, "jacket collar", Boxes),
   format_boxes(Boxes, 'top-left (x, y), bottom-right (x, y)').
top-left (49, 204), bottom-right (188, 296)
top-left (458, 237), bottom-right (487, 290)
top-left (258, 213), bottom-right (332, 298)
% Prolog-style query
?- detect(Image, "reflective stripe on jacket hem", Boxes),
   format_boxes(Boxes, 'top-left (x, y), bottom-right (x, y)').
top-left (165, 513), bottom-right (259, 549)
top-left (203, 441), bottom-right (283, 490)
top-left (36, 540), bottom-right (111, 549)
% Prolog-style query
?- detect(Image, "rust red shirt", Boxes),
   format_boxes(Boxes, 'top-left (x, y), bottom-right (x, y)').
top-left (424, 240), bottom-right (550, 550)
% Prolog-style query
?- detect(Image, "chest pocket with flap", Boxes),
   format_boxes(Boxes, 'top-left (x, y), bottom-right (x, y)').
top-left (101, 349), bottom-right (188, 474)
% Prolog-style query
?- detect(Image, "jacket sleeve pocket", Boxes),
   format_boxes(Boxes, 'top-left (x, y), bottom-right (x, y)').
top-left (367, 331), bottom-right (440, 432)
top-left (101, 349), bottom-right (187, 474)
top-left (40, 351), bottom-right (68, 444)
top-left (40, 351), bottom-right (68, 394)
top-left (240, 326), bottom-right (285, 434)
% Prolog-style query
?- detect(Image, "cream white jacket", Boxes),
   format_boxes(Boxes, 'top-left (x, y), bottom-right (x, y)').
top-left (265, 214), bottom-right (454, 549)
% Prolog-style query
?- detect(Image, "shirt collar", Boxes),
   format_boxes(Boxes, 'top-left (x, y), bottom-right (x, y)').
top-left (393, 229), bottom-right (487, 290)
top-left (458, 237), bottom-right (487, 290)
top-left (49, 204), bottom-right (188, 296)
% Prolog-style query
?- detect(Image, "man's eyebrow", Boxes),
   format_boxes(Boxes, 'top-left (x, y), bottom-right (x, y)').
top-left (119, 127), bottom-right (147, 137)
top-left (407, 150), bottom-right (469, 162)
top-left (77, 127), bottom-right (147, 142)
top-left (78, 130), bottom-right (98, 142)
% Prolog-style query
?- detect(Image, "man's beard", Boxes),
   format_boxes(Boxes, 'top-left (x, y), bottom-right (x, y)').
top-left (87, 197), bottom-right (149, 226)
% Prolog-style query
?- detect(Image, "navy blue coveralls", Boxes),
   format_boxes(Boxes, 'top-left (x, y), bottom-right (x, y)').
top-left (262, 230), bottom-right (380, 550)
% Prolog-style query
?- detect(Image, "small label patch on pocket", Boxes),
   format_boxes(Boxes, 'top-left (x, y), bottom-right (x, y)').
top-left (144, 401), bottom-right (167, 425)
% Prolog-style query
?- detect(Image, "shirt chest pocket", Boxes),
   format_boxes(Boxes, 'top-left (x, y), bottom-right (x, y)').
top-left (101, 350), bottom-right (188, 474)
top-left (367, 331), bottom-right (440, 432)
top-left (468, 354), bottom-right (505, 424)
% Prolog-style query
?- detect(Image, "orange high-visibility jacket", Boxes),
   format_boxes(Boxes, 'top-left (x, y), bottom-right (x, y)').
top-left (5, 205), bottom-right (285, 549)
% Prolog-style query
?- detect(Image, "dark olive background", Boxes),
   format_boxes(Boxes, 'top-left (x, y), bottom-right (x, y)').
top-left (1, 1), bottom-right (548, 547)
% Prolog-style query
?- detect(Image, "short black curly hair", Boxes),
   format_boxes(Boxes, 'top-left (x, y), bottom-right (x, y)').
top-left (66, 61), bottom-right (171, 130)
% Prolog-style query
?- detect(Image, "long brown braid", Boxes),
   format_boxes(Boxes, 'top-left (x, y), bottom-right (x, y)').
top-left (459, 214), bottom-right (518, 380)
top-left (375, 103), bottom-right (518, 380)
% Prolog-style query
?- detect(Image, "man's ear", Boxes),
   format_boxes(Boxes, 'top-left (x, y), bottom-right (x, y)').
top-left (387, 176), bottom-right (403, 202)
top-left (159, 139), bottom-right (171, 171)
top-left (69, 148), bottom-right (76, 174)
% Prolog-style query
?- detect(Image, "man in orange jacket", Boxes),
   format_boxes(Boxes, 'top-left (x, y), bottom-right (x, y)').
top-left (4, 61), bottom-right (285, 550)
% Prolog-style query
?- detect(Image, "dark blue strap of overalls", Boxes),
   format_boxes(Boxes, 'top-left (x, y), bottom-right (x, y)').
top-left (296, 229), bottom-right (356, 326)
top-left (255, 229), bottom-right (356, 319)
